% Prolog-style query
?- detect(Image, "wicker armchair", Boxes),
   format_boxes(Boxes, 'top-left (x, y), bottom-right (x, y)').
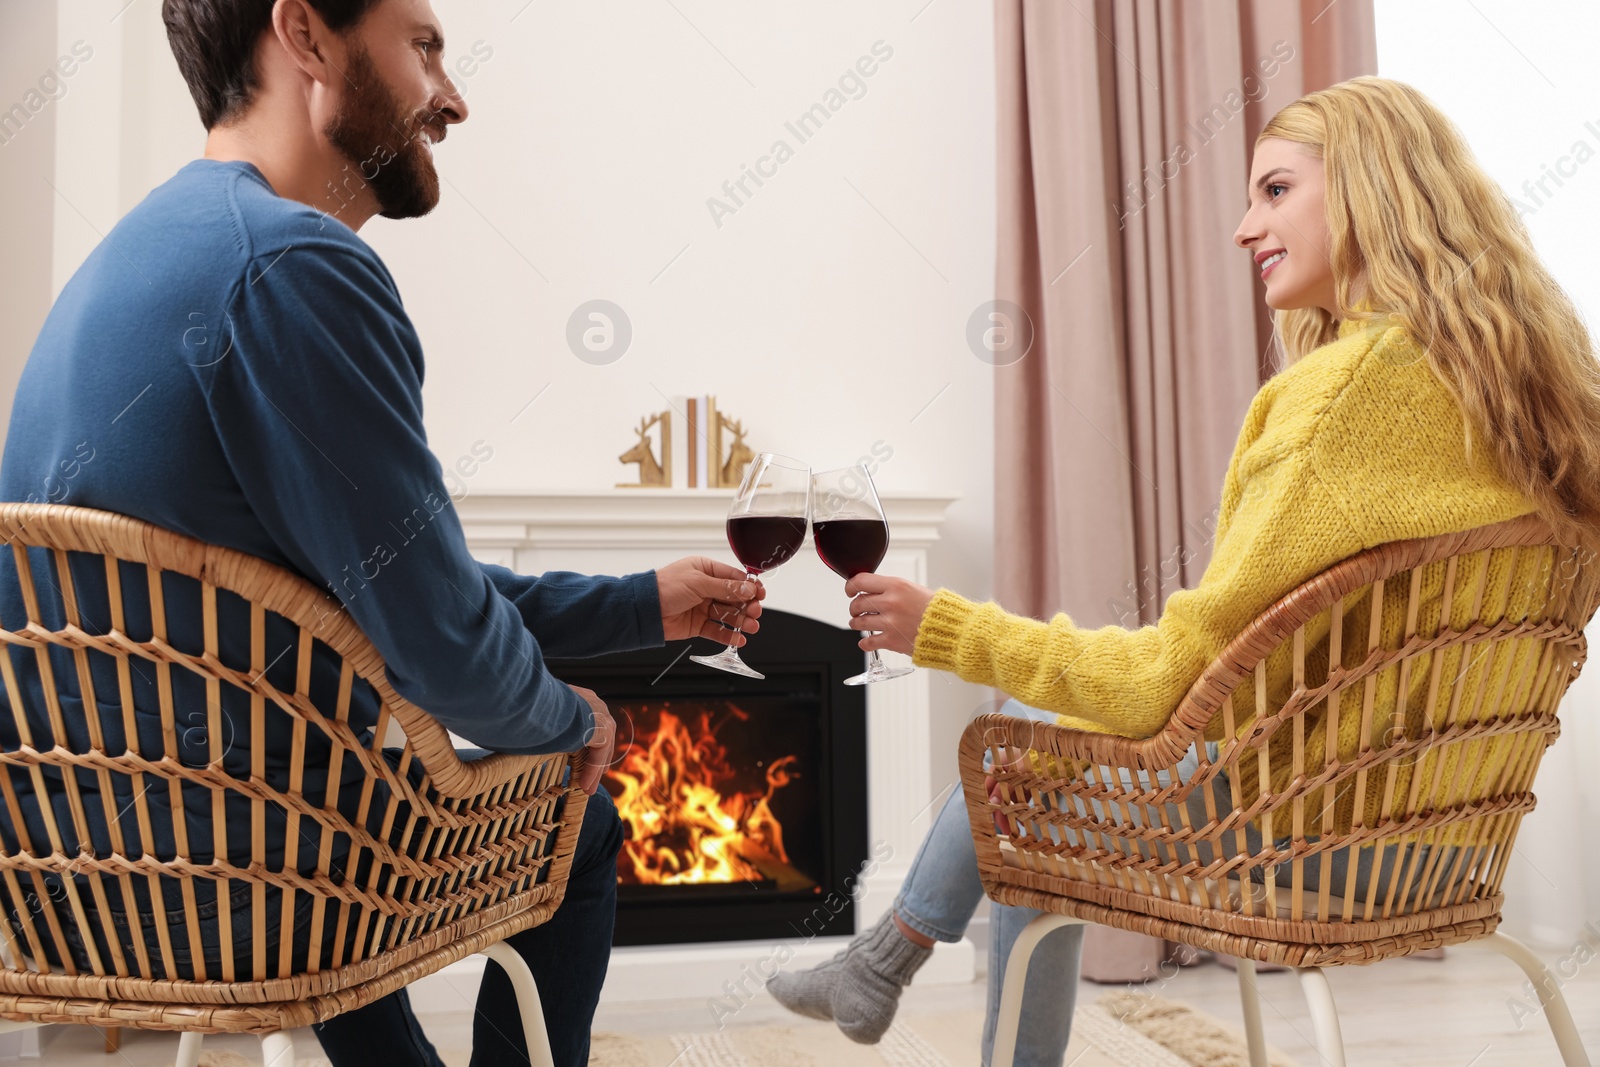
top-left (960, 517), bottom-right (1598, 1067)
top-left (0, 504), bottom-right (589, 1066)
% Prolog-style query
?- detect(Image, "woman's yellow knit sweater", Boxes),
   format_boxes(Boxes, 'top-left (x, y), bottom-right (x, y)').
top-left (914, 320), bottom-right (1562, 831)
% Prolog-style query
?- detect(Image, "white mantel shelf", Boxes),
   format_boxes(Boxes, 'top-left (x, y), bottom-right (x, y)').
top-left (455, 489), bottom-right (962, 550)
top-left (454, 489), bottom-right (963, 634)
top-left (425, 488), bottom-right (976, 1005)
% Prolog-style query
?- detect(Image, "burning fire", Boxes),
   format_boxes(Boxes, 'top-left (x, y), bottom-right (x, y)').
top-left (606, 703), bottom-right (798, 886)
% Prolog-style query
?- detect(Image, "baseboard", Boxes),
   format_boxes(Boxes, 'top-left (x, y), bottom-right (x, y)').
top-left (406, 934), bottom-right (978, 1011)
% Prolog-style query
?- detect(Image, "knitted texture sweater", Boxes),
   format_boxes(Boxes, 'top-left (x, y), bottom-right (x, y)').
top-left (915, 319), bottom-right (1558, 831)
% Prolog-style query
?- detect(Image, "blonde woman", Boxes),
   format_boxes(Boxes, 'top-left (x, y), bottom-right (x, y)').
top-left (769, 77), bottom-right (1600, 1065)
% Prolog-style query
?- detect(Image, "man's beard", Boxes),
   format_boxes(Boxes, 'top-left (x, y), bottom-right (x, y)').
top-left (323, 43), bottom-right (443, 221)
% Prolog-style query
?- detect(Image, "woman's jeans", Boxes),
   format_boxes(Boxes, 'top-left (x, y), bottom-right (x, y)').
top-left (897, 788), bottom-right (1082, 1067)
top-left (890, 701), bottom-right (1452, 1067)
top-left (893, 702), bottom-right (1082, 1067)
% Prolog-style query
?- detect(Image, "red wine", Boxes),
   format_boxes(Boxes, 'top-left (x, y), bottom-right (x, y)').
top-left (813, 518), bottom-right (889, 579)
top-left (726, 515), bottom-right (806, 574)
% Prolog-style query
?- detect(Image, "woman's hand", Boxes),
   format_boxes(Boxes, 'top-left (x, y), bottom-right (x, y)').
top-left (656, 557), bottom-right (765, 645)
top-left (983, 746), bottom-right (1029, 836)
top-left (842, 573), bottom-right (937, 656)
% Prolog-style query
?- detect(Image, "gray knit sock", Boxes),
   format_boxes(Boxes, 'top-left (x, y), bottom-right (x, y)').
top-left (767, 913), bottom-right (933, 1040)
top-left (766, 949), bottom-right (848, 1021)
top-left (764, 913), bottom-right (932, 1043)
top-left (832, 916), bottom-right (933, 1043)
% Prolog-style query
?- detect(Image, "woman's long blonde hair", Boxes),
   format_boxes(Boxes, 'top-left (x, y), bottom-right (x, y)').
top-left (1261, 76), bottom-right (1600, 554)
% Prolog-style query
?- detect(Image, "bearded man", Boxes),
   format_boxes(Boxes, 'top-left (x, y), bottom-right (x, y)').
top-left (0, 2), bottom-right (764, 1064)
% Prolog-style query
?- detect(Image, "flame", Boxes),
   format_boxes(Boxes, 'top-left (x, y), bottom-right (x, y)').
top-left (605, 704), bottom-right (798, 886)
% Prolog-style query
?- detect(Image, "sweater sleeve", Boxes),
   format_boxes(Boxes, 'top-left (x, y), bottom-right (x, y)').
top-left (913, 444), bottom-right (1364, 738)
top-left (199, 243), bottom-right (596, 755)
top-left (478, 563), bottom-right (664, 658)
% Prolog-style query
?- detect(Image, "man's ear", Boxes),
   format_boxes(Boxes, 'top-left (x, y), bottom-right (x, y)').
top-left (268, 0), bottom-right (343, 89)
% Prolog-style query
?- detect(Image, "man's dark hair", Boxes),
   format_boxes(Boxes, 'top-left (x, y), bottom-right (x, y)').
top-left (162, 0), bottom-right (383, 129)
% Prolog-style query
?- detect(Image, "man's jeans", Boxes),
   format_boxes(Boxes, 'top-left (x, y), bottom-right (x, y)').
top-left (13, 754), bottom-right (624, 1066)
top-left (312, 786), bottom-right (624, 1067)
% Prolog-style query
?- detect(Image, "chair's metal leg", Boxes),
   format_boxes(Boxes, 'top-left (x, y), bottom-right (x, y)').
top-left (260, 1030), bottom-right (296, 1067)
top-left (482, 940), bottom-right (555, 1067)
top-left (175, 1031), bottom-right (205, 1067)
top-left (1478, 931), bottom-right (1592, 1067)
top-left (1235, 958), bottom-right (1270, 1067)
top-left (990, 914), bottom-right (1086, 1067)
top-left (1294, 968), bottom-right (1347, 1067)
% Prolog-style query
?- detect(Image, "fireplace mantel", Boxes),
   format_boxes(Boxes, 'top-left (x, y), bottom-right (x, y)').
top-left (455, 488), bottom-right (958, 551)
top-left (435, 488), bottom-right (975, 1001)
top-left (455, 489), bottom-right (960, 630)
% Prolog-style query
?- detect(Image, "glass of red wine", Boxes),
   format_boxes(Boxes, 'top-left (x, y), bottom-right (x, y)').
top-left (811, 464), bottom-right (915, 685)
top-left (690, 452), bottom-right (811, 679)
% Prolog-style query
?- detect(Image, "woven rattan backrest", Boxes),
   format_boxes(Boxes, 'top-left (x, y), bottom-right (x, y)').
top-left (0, 504), bottom-right (583, 988)
top-left (961, 516), bottom-right (1598, 936)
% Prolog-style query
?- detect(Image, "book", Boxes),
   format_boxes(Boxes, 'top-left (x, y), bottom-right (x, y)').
top-left (674, 395), bottom-right (720, 487)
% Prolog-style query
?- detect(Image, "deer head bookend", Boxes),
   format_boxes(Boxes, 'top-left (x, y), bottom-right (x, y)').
top-left (617, 411), bottom-right (671, 487)
top-left (718, 416), bottom-right (755, 488)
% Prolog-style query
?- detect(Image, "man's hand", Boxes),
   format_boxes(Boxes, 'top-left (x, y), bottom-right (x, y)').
top-left (572, 685), bottom-right (615, 795)
top-left (843, 573), bottom-right (937, 656)
top-left (657, 556), bottom-right (765, 646)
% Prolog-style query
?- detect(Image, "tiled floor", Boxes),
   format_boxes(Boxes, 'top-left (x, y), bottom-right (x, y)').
top-left (30, 939), bottom-right (1600, 1065)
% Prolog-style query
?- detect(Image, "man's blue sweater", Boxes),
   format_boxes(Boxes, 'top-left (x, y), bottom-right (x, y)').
top-left (1, 158), bottom-right (661, 758)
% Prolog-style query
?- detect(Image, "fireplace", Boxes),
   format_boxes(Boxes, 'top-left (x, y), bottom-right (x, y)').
top-left (444, 489), bottom-right (972, 1002)
top-left (547, 608), bottom-right (868, 947)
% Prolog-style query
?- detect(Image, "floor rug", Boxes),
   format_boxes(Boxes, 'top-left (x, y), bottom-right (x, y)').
top-left (167, 994), bottom-right (1299, 1066)
top-left (578, 996), bottom-right (1300, 1067)
top-left (1091, 992), bottom-right (1301, 1067)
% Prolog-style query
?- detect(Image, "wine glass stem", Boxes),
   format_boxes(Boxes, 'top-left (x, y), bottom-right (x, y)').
top-left (851, 591), bottom-right (887, 665)
top-left (718, 569), bottom-right (759, 651)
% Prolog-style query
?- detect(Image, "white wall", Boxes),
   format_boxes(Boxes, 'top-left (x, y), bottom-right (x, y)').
top-left (7, 0), bottom-right (998, 804)
top-left (0, 0), bottom-right (63, 442)
top-left (369, 0), bottom-right (999, 794)
top-left (9, 0), bottom-right (1595, 991)
top-left (1376, 0), bottom-right (1600, 946)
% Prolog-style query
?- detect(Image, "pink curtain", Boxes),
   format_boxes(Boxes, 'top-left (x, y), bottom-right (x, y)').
top-left (992, 0), bottom-right (1375, 982)
top-left (995, 0), bottom-right (1375, 630)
